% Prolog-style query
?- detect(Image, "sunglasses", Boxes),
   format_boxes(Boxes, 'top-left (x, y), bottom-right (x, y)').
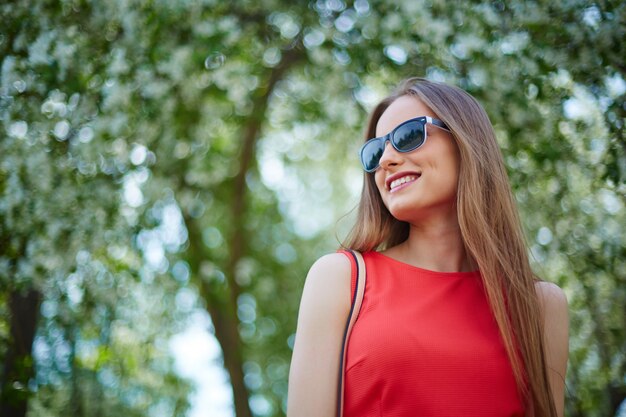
top-left (359, 116), bottom-right (450, 172)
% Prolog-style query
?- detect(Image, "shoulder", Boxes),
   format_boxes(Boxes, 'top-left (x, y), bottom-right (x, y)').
top-left (534, 281), bottom-right (569, 368)
top-left (534, 281), bottom-right (569, 415)
top-left (298, 253), bottom-right (352, 317)
top-left (534, 281), bottom-right (569, 335)
top-left (287, 253), bottom-right (353, 415)
top-left (534, 281), bottom-right (568, 316)
top-left (304, 253), bottom-right (352, 294)
top-left (307, 252), bottom-right (352, 281)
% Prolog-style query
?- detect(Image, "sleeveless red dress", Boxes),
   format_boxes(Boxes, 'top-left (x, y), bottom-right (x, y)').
top-left (339, 250), bottom-right (524, 417)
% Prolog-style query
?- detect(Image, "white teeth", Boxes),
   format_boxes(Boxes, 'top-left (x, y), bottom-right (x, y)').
top-left (390, 175), bottom-right (418, 190)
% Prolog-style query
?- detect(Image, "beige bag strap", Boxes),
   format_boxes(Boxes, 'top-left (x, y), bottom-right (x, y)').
top-left (337, 250), bottom-right (366, 417)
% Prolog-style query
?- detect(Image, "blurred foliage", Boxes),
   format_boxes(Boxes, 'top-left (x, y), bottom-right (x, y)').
top-left (0, 0), bottom-right (624, 416)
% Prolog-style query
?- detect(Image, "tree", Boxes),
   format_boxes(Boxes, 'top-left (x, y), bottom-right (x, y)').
top-left (1, 2), bottom-right (192, 416)
top-left (1, 0), bottom-right (623, 416)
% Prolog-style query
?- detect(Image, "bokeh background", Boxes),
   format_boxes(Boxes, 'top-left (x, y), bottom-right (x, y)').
top-left (1, 0), bottom-right (624, 416)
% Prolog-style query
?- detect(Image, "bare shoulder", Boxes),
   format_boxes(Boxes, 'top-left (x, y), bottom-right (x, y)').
top-left (307, 252), bottom-right (352, 283)
top-left (535, 281), bottom-right (568, 313)
top-left (287, 253), bottom-right (353, 415)
top-left (534, 281), bottom-right (569, 416)
top-left (299, 252), bottom-right (352, 317)
top-left (534, 281), bottom-right (569, 337)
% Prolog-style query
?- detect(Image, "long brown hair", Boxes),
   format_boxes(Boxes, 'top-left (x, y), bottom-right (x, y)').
top-left (342, 77), bottom-right (556, 416)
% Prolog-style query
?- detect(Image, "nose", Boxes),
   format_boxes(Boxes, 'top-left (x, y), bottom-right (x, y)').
top-left (378, 140), bottom-right (403, 170)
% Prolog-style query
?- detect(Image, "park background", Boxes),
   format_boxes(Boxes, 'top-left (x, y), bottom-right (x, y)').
top-left (1, 0), bottom-right (624, 416)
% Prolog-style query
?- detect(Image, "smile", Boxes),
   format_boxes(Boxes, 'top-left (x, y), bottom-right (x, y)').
top-left (389, 175), bottom-right (420, 192)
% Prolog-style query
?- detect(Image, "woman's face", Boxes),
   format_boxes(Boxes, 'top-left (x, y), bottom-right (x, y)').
top-left (373, 95), bottom-right (460, 224)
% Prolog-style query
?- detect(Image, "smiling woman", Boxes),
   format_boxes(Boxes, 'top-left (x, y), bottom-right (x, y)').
top-left (287, 78), bottom-right (569, 417)
top-left (372, 96), bottom-right (460, 226)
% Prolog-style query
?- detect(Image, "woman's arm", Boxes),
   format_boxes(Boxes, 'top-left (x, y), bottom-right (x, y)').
top-left (287, 253), bottom-right (352, 417)
top-left (535, 281), bottom-right (569, 417)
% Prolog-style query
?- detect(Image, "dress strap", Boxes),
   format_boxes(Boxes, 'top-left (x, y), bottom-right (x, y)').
top-left (335, 249), bottom-right (366, 417)
top-left (337, 249), bottom-right (357, 301)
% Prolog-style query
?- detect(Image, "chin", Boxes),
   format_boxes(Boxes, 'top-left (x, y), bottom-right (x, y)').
top-left (386, 198), bottom-right (457, 223)
top-left (386, 204), bottom-right (422, 223)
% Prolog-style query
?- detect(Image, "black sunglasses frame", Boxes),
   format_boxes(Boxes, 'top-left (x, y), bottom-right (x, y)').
top-left (359, 116), bottom-right (449, 172)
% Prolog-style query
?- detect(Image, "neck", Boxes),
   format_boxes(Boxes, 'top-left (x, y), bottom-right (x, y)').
top-left (395, 208), bottom-right (475, 273)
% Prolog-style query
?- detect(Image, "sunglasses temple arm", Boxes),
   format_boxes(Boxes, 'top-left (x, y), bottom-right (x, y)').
top-left (428, 117), bottom-right (450, 131)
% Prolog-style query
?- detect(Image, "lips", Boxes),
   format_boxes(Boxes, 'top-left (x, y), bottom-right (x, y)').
top-left (385, 171), bottom-right (421, 191)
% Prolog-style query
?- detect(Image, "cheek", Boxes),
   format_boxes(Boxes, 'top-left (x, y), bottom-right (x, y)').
top-left (434, 146), bottom-right (460, 185)
top-left (374, 173), bottom-right (386, 194)
top-left (373, 175), bottom-right (392, 209)
top-left (433, 161), bottom-right (459, 192)
top-left (441, 164), bottom-right (461, 199)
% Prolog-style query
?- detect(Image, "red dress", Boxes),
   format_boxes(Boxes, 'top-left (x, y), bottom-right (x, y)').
top-left (340, 250), bottom-right (524, 417)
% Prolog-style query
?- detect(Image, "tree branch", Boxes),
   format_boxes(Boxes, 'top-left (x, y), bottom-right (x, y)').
top-left (227, 45), bottom-right (305, 305)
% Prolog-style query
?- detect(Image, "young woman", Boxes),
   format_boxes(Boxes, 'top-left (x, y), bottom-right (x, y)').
top-left (287, 78), bottom-right (569, 417)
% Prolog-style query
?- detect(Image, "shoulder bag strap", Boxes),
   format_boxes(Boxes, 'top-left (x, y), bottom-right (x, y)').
top-left (337, 250), bottom-right (366, 417)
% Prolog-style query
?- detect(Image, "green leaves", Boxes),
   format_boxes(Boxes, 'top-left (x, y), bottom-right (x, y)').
top-left (1, 0), bottom-right (624, 416)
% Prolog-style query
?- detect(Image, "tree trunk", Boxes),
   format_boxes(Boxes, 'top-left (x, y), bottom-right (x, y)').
top-left (609, 383), bottom-right (626, 417)
top-left (182, 212), bottom-right (254, 417)
top-left (0, 288), bottom-right (42, 417)
top-left (181, 46), bottom-right (303, 417)
top-left (206, 296), bottom-right (251, 417)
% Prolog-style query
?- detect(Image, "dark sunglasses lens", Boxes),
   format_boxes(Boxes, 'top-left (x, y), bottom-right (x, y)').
top-left (393, 121), bottom-right (425, 152)
top-left (361, 140), bottom-right (384, 171)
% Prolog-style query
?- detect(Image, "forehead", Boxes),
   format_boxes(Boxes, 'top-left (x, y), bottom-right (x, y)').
top-left (375, 95), bottom-right (437, 137)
